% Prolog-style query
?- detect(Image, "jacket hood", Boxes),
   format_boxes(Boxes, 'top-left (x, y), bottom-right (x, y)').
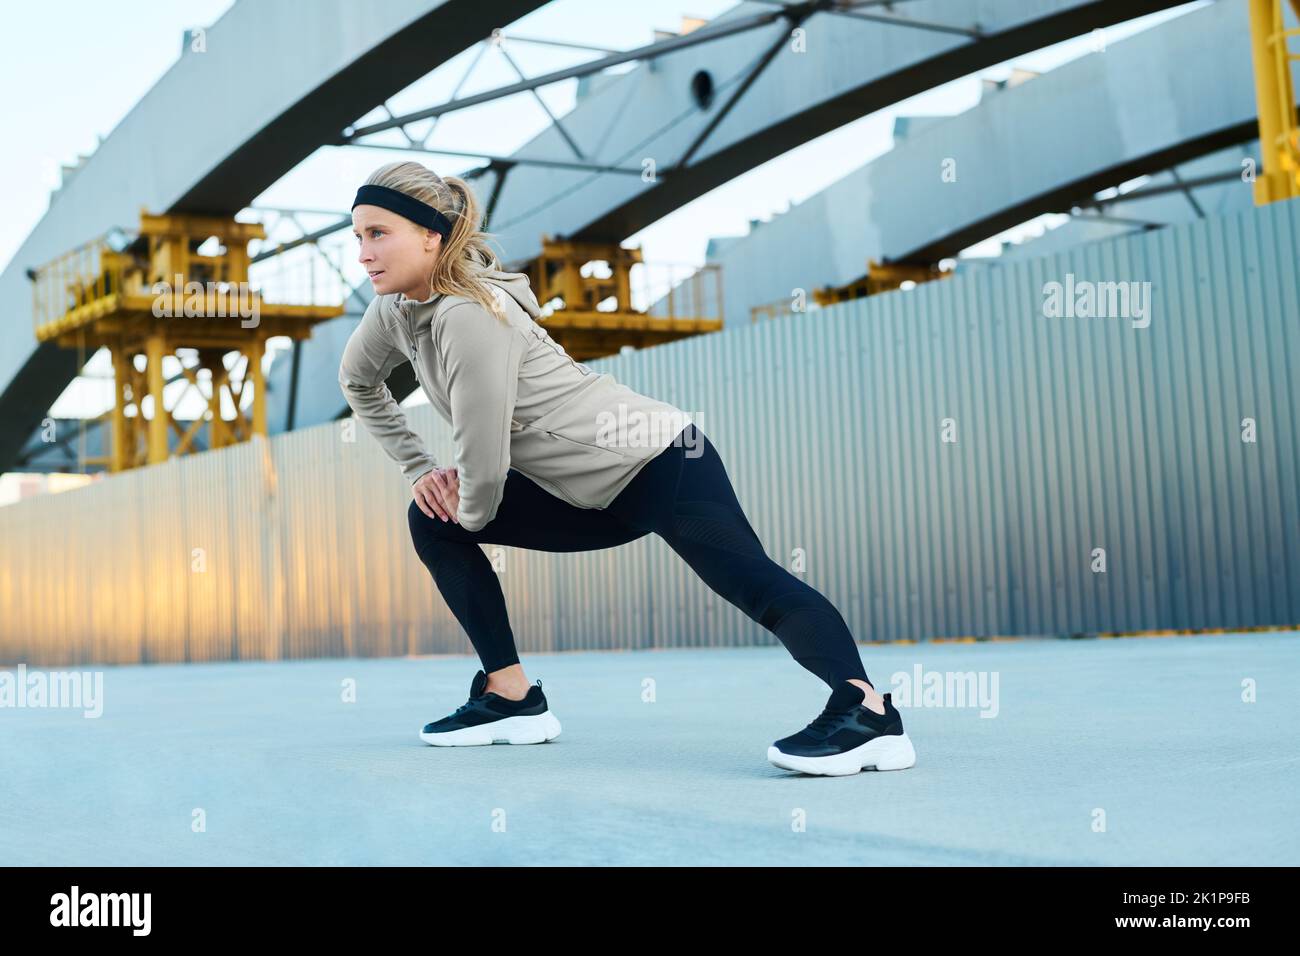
top-left (479, 268), bottom-right (542, 319)
top-left (392, 268), bottom-right (541, 321)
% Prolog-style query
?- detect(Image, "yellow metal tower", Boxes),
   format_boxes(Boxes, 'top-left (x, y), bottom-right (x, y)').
top-left (32, 210), bottom-right (344, 473)
top-left (749, 259), bottom-right (949, 322)
top-left (1247, 0), bottom-right (1300, 204)
top-left (813, 259), bottom-right (949, 309)
top-left (526, 237), bottom-right (723, 361)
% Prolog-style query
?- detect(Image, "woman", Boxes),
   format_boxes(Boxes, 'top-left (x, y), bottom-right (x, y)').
top-left (338, 161), bottom-right (916, 776)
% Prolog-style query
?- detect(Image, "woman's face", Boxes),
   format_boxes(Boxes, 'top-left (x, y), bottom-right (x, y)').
top-left (352, 204), bottom-right (441, 300)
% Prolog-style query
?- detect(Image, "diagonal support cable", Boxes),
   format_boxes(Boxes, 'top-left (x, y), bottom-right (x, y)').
top-left (344, 141), bottom-right (644, 175)
top-left (670, 5), bottom-right (820, 172)
top-left (420, 40), bottom-right (492, 149)
top-left (343, 7), bottom-right (790, 138)
top-left (494, 40), bottom-right (586, 159)
top-left (1167, 167), bottom-right (1207, 219)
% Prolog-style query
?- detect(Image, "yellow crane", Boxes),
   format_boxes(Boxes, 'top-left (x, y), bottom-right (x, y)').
top-left (32, 210), bottom-right (343, 473)
top-left (526, 237), bottom-right (723, 361)
top-left (1248, 0), bottom-right (1300, 203)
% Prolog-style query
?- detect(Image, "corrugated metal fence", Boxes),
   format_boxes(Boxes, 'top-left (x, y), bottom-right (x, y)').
top-left (2, 197), bottom-right (1297, 666)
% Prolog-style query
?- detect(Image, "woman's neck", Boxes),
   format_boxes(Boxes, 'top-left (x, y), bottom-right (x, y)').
top-left (400, 279), bottom-right (437, 303)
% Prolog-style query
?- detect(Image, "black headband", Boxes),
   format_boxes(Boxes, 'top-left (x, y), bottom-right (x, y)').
top-left (352, 183), bottom-right (455, 238)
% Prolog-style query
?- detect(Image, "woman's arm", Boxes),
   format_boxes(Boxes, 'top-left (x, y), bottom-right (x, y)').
top-left (337, 297), bottom-right (438, 485)
top-left (437, 301), bottom-right (526, 532)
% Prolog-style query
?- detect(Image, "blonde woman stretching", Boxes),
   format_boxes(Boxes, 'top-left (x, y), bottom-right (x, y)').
top-left (338, 161), bottom-right (916, 776)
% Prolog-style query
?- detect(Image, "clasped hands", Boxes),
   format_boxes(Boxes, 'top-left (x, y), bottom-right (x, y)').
top-left (413, 467), bottom-right (460, 523)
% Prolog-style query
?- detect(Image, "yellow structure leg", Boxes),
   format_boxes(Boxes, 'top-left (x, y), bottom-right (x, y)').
top-left (1248, 0), bottom-right (1300, 204)
top-left (110, 342), bottom-right (128, 473)
top-left (207, 352), bottom-right (231, 451)
top-left (247, 337), bottom-right (266, 437)
top-left (145, 333), bottom-right (168, 465)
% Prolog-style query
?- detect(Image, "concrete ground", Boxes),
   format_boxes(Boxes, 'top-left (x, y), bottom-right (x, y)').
top-left (1, 631), bottom-right (1296, 866)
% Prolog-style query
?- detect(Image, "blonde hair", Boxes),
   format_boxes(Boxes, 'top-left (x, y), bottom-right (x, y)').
top-left (363, 160), bottom-right (506, 321)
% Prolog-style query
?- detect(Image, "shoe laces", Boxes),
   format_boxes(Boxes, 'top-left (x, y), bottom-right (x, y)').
top-left (807, 704), bottom-right (853, 736)
top-left (451, 695), bottom-right (483, 717)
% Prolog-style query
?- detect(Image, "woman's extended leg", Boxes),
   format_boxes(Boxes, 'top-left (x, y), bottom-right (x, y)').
top-left (407, 467), bottom-right (649, 685)
top-left (607, 426), bottom-right (874, 695)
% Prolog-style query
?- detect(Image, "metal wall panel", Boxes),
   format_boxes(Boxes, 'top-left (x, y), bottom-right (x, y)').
top-left (2, 197), bottom-right (1297, 666)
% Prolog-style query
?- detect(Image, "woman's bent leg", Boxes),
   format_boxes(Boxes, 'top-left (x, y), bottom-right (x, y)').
top-left (408, 511), bottom-right (520, 672)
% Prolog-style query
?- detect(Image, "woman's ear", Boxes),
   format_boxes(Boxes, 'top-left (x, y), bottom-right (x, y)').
top-left (424, 231), bottom-right (442, 255)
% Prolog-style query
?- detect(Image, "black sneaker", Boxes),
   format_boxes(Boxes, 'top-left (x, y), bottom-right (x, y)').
top-left (768, 681), bottom-right (916, 775)
top-left (419, 669), bottom-right (562, 746)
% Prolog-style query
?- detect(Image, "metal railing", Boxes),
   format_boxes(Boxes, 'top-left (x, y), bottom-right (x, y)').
top-left (31, 234), bottom-right (134, 341)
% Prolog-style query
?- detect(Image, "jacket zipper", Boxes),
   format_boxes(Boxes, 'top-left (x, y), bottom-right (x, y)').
top-left (529, 422), bottom-right (629, 460)
top-left (401, 298), bottom-right (419, 363)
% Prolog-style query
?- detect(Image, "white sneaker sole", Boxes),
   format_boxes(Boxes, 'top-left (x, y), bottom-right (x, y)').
top-left (420, 711), bottom-right (562, 746)
top-left (767, 731), bottom-right (916, 776)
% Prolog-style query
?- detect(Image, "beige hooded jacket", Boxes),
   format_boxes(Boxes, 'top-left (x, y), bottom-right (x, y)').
top-left (337, 269), bottom-right (693, 532)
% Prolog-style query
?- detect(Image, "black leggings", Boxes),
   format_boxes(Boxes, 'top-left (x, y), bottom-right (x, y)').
top-left (407, 425), bottom-right (871, 691)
